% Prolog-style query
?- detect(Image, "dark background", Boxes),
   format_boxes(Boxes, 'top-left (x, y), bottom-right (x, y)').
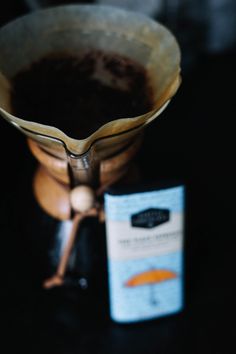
top-left (0, 1), bottom-right (235, 353)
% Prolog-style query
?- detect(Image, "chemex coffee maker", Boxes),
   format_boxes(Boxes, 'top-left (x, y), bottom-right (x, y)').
top-left (0, 5), bottom-right (180, 289)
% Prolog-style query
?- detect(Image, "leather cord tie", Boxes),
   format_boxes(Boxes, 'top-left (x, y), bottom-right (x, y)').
top-left (43, 185), bottom-right (106, 289)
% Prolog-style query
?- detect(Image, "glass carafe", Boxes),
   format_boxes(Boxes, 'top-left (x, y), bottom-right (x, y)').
top-left (0, 4), bottom-right (181, 191)
top-left (0, 5), bottom-right (181, 291)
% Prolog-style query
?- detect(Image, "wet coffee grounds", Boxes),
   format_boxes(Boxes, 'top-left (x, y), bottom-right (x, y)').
top-left (11, 51), bottom-right (154, 139)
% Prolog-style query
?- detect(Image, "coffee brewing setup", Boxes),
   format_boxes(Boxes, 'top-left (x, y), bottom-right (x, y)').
top-left (0, 5), bottom-right (183, 323)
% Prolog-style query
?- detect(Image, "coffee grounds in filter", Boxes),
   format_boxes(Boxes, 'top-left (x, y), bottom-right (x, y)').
top-left (10, 51), bottom-right (154, 139)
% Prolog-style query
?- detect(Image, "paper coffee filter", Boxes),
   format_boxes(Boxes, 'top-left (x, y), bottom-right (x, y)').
top-left (0, 4), bottom-right (181, 157)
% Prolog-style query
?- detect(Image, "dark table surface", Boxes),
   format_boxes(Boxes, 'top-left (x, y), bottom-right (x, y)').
top-left (1, 4), bottom-right (235, 354)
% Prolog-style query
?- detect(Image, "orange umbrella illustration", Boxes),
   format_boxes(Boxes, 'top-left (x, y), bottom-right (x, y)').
top-left (124, 268), bottom-right (177, 305)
